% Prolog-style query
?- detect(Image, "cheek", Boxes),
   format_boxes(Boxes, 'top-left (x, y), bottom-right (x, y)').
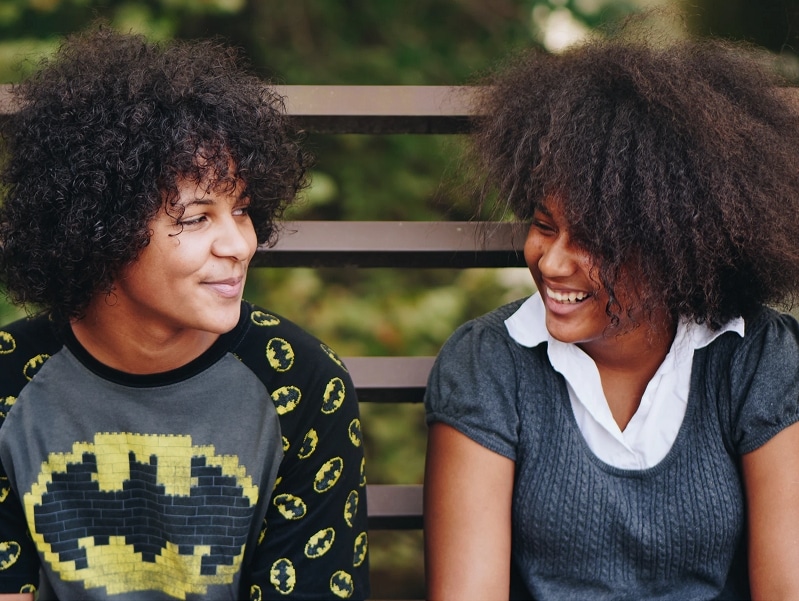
top-left (523, 234), bottom-right (543, 278)
top-left (243, 223), bottom-right (258, 259)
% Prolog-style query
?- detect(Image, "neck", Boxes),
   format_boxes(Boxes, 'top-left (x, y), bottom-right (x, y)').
top-left (71, 296), bottom-right (220, 375)
top-left (580, 314), bottom-right (677, 431)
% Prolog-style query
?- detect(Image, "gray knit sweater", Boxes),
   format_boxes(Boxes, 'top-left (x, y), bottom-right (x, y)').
top-left (425, 299), bottom-right (799, 600)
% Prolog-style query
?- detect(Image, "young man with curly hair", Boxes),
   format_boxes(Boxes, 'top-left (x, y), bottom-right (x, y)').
top-left (0, 27), bottom-right (369, 600)
top-left (424, 34), bottom-right (799, 600)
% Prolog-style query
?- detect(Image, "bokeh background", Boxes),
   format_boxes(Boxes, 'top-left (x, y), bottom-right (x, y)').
top-left (2, 1), bottom-right (798, 597)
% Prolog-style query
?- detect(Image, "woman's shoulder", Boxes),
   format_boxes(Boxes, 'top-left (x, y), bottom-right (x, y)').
top-left (730, 305), bottom-right (799, 361)
top-left (705, 306), bottom-right (799, 455)
top-left (446, 297), bottom-right (529, 347)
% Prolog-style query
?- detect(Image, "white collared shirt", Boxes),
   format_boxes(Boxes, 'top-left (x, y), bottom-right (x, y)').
top-left (504, 293), bottom-right (745, 469)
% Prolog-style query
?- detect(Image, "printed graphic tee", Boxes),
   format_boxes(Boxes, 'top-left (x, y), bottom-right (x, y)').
top-left (0, 302), bottom-right (369, 600)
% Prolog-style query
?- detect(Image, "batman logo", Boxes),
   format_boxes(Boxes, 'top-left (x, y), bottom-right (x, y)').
top-left (0, 541), bottom-right (21, 570)
top-left (297, 429), bottom-right (318, 460)
top-left (314, 457), bottom-right (343, 493)
top-left (273, 493), bottom-right (307, 520)
top-left (266, 338), bottom-right (294, 372)
top-left (344, 490), bottom-right (359, 527)
top-left (23, 354), bottom-right (49, 381)
top-left (258, 518), bottom-right (267, 545)
top-left (23, 433), bottom-right (258, 599)
top-left (321, 378), bottom-right (346, 414)
top-left (353, 532), bottom-right (368, 567)
top-left (250, 583), bottom-right (262, 601)
top-left (250, 311), bottom-right (280, 327)
top-left (348, 419), bottom-right (362, 447)
top-left (0, 396), bottom-right (16, 420)
top-left (320, 343), bottom-right (347, 372)
top-left (359, 457), bottom-right (366, 487)
top-left (270, 557), bottom-right (295, 595)
top-left (0, 332), bottom-right (16, 354)
top-left (330, 570), bottom-right (354, 599)
top-left (0, 476), bottom-right (9, 503)
top-left (304, 527), bottom-right (335, 558)
top-left (282, 436), bottom-right (290, 452)
top-left (271, 386), bottom-right (301, 415)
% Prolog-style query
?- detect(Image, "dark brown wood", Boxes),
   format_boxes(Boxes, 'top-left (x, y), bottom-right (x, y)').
top-left (344, 356), bottom-right (434, 403)
top-left (0, 84), bottom-right (477, 133)
top-left (255, 221), bottom-right (527, 268)
top-left (275, 85), bottom-right (474, 133)
top-left (366, 484), bottom-right (423, 530)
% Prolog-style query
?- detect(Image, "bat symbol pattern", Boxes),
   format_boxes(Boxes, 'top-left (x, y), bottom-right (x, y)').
top-left (24, 433), bottom-right (258, 599)
top-left (250, 311), bottom-right (280, 327)
top-left (0, 332), bottom-right (16, 354)
top-left (23, 354), bottom-right (49, 381)
top-left (266, 338), bottom-right (294, 372)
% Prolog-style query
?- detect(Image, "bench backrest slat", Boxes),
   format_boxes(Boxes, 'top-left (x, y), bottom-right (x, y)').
top-left (256, 221), bottom-right (526, 268)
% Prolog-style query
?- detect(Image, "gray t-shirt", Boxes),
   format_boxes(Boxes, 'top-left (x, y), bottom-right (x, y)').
top-left (0, 302), bottom-right (369, 600)
top-left (425, 298), bottom-right (799, 600)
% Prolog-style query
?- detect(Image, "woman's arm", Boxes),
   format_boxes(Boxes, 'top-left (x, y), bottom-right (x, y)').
top-left (742, 420), bottom-right (799, 599)
top-left (424, 422), bottom-right (515, 601)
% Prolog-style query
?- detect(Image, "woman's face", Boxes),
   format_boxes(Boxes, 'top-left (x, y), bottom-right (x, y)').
top-left (110, 173), bottom-right (258, 338)
top-left (524, 199), bottom-right (643, 357)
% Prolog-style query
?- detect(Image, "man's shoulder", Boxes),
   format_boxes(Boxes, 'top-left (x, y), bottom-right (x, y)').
top-left (0, 313), bottom-right (64, 417)
top-left (232, 302), bottom-right (350, 382)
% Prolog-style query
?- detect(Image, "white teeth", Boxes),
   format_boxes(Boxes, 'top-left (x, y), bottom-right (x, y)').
top-left (546, 288), bottom-right (590, 303)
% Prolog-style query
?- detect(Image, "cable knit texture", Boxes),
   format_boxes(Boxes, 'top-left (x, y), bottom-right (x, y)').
top-left (425, 298), bottom-right (799, 600)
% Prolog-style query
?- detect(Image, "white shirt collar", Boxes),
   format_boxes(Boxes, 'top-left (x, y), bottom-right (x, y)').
top-left (504, 293), bottom-right (744, 469)
top-left (505, 292), bottom-right (744, 350)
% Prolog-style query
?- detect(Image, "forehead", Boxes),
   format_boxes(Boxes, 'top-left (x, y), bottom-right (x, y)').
top-left (536, 196), bottom-right (568, 221)
top-left (169, 168), bottom-right (243, 204)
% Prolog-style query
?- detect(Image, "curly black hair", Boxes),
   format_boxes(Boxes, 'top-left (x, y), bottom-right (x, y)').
top-left (0, 26), bottom-right (309, 323)
top-left (470, 34), bottom-right (799, 329)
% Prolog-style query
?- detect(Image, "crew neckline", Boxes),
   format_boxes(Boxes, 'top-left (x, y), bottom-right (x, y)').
top-left (62, 301), bottom-right (251, 388)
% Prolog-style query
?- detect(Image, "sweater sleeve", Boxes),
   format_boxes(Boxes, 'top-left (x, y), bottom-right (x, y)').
top-left (0, 316), bottom-right (58, 594)
top-left (729, 309), bottom-right (799, 455)
top-left (424, 314), bottom-right (521, 461)
top-left (234, 308), bottom-right (369, 601)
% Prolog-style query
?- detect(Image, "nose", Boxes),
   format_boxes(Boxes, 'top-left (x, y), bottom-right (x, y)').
top-left (212, 215), bottom-right (256, 262)
top-left (540, 234), bottom-right (577, 276)
top-left (526, 230), bottom-right (580, 279)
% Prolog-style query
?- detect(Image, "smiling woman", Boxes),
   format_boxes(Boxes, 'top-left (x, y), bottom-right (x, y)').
top-left (424, 31), bottom-right (799, 601)
top-left (0, 26), bottom-right (369, 600)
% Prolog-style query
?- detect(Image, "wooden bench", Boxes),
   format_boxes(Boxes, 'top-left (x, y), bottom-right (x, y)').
top-left (267, 85), bottom-right (525, 532)
top-left (269, 85), bottom-right (526, 597)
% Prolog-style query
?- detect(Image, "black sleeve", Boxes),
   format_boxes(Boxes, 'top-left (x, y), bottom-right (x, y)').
top-left (0, 315), bottom-right (62, 594)
top-left (234, 308), bottom-right (369, 600)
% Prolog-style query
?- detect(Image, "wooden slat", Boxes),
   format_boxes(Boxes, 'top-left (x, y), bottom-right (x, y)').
top-left (0, 84), bottom-right (476, 133)
top-left (0, 84), bottom-right (471, 134)
top-left (276, 85), bottom-right (473, 133)
top-left (366, 484), bottom-right (423, 530)
top-left (0, 85), bottom-right (13, 117)
top-left (344, 356), bottom-right (434, 403)
top-left (255, 221), bottom-right (527, 268)
top-left (3, 84), bottom-right (797, 134)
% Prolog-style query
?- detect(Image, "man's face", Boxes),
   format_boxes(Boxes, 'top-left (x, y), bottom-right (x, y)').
top-left (111, 174), bottom-right (258, 339)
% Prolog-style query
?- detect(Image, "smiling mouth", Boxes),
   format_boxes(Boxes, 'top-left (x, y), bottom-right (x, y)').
top-left (204, 278), bottom-right (244, 298)
top-left (545, 287), bottom-right (591, 304)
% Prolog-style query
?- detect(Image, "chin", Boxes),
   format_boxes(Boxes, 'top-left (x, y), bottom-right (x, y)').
top-left (202, 306), bottom-right (242, 334)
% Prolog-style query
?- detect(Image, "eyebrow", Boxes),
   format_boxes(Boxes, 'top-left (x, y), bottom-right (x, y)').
top-left (179, 198), bottom-right (215, 208)
top-left (534, 204), bottom-right (552, 218)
